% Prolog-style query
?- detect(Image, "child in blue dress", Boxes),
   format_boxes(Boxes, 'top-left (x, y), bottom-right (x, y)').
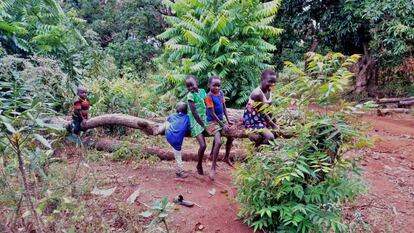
top-left (165, 102), bottom-right (191, 178)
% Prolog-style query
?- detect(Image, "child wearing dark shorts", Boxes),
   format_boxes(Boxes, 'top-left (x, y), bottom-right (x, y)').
top-left (165, 102), bottom-right (191, 178)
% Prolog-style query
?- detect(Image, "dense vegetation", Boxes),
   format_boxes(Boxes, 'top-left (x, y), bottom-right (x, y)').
top-left (0, 0), bottom-right (413, 232)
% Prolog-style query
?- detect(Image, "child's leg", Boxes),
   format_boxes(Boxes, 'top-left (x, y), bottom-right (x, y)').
top-left (73, 118), bottom-right (82, 135)
top-left (195, 134), bottom-right (206, 175)
top-left (208, 140), bottom-right (215, 161)
top-left (260, 131), bottom-right (275, 144)
top-left (210, 131), bottom-right (222, 179)
top-left (223, 137), bottom-right (234, 167)
top-left (155, 122), bottom-right (169, 135)
top-left (174, 149), bottom-right (184, 175)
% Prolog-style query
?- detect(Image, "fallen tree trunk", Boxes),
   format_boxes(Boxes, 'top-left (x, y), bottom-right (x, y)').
top-left (399, 99), bottom-right (414, 106)
top-left (376, 96), bottom-right (414, 104)
top-left (377, 108), bottom-right (412, 116)
top-left (85, 138), bottom-right (247, 161)
top-left (54, 109), bottom-right (295, 139)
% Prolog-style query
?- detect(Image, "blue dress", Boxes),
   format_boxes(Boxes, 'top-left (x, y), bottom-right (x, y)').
top-left (165, 113), bottom-right (191, 151)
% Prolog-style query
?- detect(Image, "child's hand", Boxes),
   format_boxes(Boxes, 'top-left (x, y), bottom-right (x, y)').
top-left (271, 124), bottom-right (280, 130)
top-left (222, 124), bottom-right (230, 133)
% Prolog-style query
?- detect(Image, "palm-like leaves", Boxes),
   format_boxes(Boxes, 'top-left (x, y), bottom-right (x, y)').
top-left (157, 0), bottom-right (283, 106)
top-left (0, 0), bottom-right (85, 54)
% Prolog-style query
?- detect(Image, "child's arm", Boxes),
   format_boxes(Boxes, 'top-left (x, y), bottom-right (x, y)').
top-left (250, 91), bottom-right (278, 129)
top-left (206, 96), bottom-right (229, 132)
top-left (223, 102), bottom-right (232, 125)
top-left (188, 100), bottom-right (205, 128)
top-left (74, 101), bottom-right (83, 119)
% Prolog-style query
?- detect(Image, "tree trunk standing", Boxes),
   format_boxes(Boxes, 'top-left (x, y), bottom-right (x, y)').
top-left (352, 42), bottom-right (378, 96)
top-left (12, 137), bottom-right (45, 233)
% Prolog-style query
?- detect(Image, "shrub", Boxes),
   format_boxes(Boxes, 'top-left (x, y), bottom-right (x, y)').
top-left (234, 52), bottom-right (367, 232)
top-left (0, 55), bottom-right (75, 114)
top-left (234, 116), bottom-right (365, 232)
top-left (156, 0), bottom-right (283, 106)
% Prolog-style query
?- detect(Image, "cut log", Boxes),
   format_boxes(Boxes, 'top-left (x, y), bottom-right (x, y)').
top-left (377, 108), bottom-right (412, 116)
top-left (399, 99), bottom-right (414, 106)
top-left (376, 96), bottom-right (414, 104)
top-left (85, 138), bottom-right (247, 161)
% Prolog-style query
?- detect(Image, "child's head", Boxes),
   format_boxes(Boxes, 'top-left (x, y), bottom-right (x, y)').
top-left (185, 75), bottom-right (198, 93)
top-left (260, 69), bottom-right (277, 91)
top-left (77, 86), bottom-right (88, 99)
top-left (208, 76), bottom-right (221, 94)
top-left (176, 102), bottom-right (188, 114)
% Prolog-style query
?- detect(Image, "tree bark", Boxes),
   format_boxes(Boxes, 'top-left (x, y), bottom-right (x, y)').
top-left (54, 109), bottom-right (294, 139)
top-left (376, 96), bottom-right (414, 104)
top-left (353, 42), bottom-right (378, 96)
top-left (377, 108), bottom-right (412, 116)
top-left (84, 138), bottom-right (247, 161)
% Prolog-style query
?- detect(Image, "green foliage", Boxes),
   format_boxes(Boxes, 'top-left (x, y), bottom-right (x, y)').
top-left (346, 0), bottom-right (414, 66)
top-left (0, 68), bottom-right (65, 231)
top-left (0, 55), bottom-right (75, 113)
top-left (156, 0), bottom-right (282, 106)
top-left (235, 117), bottom-right (365, 232)
top-left (234, 52), bottom-right (367, 232)
top-left (140, 197), bottom-right (174, 233)
top-left (69, 0), bottom-right (164, 74)
top-left (275, 52), bottom-right (361, 114)
top-left (0, 0), bottom-right (85, 56)
top-left (86, 75), bottom-right (168, 117)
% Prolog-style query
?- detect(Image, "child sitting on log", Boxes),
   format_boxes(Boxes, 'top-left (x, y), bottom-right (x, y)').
top-left (67, 86), bottom-right (92, 135)
top-left (243, 69), bottom-right (278, 146)
top-left (165, 102), bottom-right (191, 178)
top-left (204, 76), bottom-right (232, 180)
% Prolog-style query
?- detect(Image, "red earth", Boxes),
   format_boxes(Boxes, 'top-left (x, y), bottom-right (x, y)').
top-left (79, 113), bottom-right (414, 233)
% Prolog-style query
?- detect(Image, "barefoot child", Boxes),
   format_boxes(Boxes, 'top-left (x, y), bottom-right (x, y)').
top-left (67, 86), bottom-right (92, 135)
top-left (205, 76), bottom-right (232, 180)
top-left (243, 69), bottom-right (278, 146)
top-left (185, 75), bottom-right (208, 175)
top-left (165, 102), bottom-right (191, 178)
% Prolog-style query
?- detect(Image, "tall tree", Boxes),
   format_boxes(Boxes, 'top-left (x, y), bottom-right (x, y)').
top-left (274, 0), bottom-right (414, 96)
top-left (156, 0), bottom-right (283, 106)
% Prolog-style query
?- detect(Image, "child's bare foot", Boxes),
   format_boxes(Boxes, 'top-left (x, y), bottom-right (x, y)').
top-left (196, 164), bottom-right (204, 175)
top-left (223, 158), bottom-right (234, 168)
top-left (209, 169), bottom-right (216, 181)
top-left (176, 172), bottom-right (188, 178)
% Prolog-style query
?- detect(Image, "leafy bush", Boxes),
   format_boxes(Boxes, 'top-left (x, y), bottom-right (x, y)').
top-left (234, 52), bottom-right (367, 232)
top-left (0, 55), bottom-right (75, 113)
top-left (86, 75), bottom-right (169, 117)
top-left (156, 0), bottom-right (283, 106)
top-left (0, 0), bottom-right (85, 56)
top-left (234, 116), bottom-right (365, 232)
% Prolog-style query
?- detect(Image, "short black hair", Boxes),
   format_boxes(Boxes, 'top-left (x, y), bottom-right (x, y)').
top-left (208, 76), bottom-right (220, 85)
top-left (176, 102), bottom-right (188, 114)
top-left (77, 85), bottom-right (87, 94)
top-left (261, 69), bottom-right (277, 81)
top-left (186, 75), bottom-right (196, 81)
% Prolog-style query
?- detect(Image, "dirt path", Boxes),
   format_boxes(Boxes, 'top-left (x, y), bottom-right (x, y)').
top-left (344, 114), bottom-right (414, 233)
top-left (84, 113), bottom-right (414, 233)
top-left (89, 160), bottom-right (251, 233)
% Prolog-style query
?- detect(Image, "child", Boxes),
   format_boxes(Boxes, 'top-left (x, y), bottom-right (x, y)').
top-left (205, 76), bottom-right (232, 180)
top-left (243, 69), bottom-right (278, 146)
top-left (165, 102), bottom-right (191, 178)
top-left (67, 86), bottom-right (92, 135)
top-left (185, 75), bottom-right (208, 175)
